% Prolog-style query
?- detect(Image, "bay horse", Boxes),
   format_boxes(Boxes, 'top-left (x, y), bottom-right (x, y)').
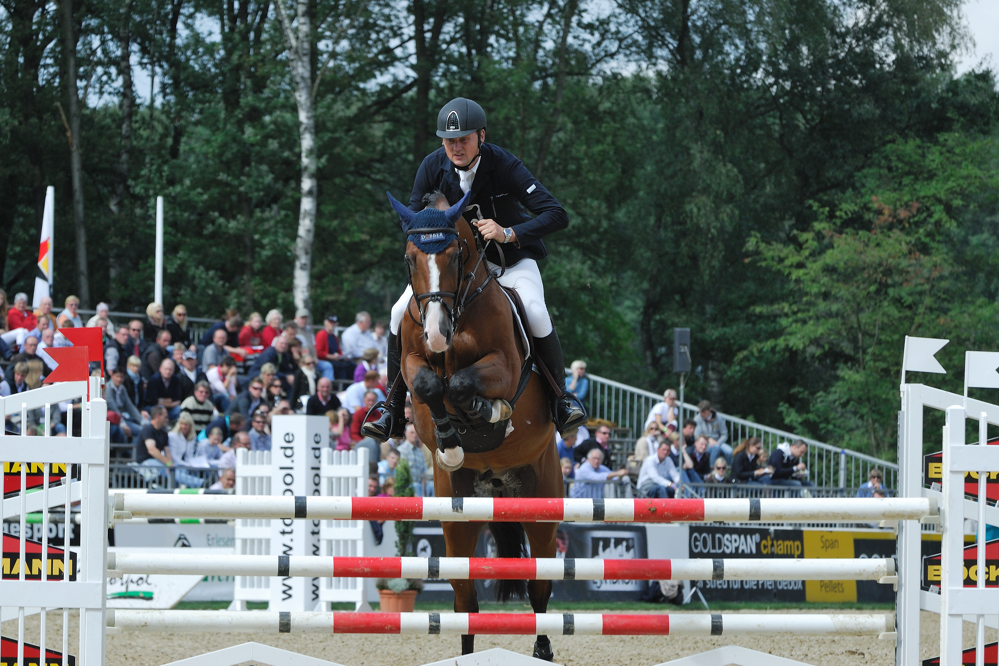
top-left (387, 190), bottom-right (563, 661)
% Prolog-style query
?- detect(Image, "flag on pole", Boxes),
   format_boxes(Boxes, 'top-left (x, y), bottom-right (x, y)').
top-left (965, 351), bottom-right (999, 391)
top-left (901, 336), bottom-right (948, 387)
top-left (60, 327), bottom-right (104, 377)
top-left (42, 346), bottom-right (90, 384)
top-left (32, 186), bottom-right (54, 309)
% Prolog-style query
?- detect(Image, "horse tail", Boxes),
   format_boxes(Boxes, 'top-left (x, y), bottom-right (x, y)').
top-left (489, 522), bottom-right (528, 602)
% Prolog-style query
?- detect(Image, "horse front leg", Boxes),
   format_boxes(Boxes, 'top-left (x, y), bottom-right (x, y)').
top-left (446, 353), bottom-right (516, 425)
top-left (410, 364), bottom-right (465, 471)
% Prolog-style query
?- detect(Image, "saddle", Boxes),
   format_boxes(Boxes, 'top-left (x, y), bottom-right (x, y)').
top-left (442, 286), bottom-right (536, 454)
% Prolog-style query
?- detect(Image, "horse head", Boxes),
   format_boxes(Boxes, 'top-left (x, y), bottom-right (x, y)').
top-left (388, 190), bottom-right (472, 354)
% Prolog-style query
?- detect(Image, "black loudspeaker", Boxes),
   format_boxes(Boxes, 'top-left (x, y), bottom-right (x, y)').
top-left (673, 328), bottom-right (691, 373)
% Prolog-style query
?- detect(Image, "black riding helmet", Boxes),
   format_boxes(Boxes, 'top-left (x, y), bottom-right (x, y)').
top-left (436, 98), bottom-right (486, 138)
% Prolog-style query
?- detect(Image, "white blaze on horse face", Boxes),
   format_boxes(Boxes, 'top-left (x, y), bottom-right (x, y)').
top-left (424, 253), bottom-right (449, 353)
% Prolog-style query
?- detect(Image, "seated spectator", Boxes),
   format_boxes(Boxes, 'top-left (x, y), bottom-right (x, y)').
top-left (731, 437), bottom-right (773, 486)
top-left (37, 327), bottom-right (58, 373)
top-left (377, 448), bottom-right (399, 487)
top-left (201, 427), bottom-right (225, 462)
top-left (856, 468), bottom-right (886, 498)
top-left (872, 488), bottom-right (887, 499)
top-left (685, 435), bottom-right (712, 485)
top-left (340, 311), bottom-right (378, 362)
top-left (768, 440), bottom-right (815, 494)
top-left (210, 467), bottom-right (236, 491)
top-left (239, 312), bottom-right (265, 347)
top-left (126, 320), bottom-right (147, 359)
top-left (264, 375), bottom-right (286, 409)
top-left (353, 348), bottom-right (380, 383)
top-left (307, 377), bottom-right (341, 416)
top-left (248, 335), bottom-right (296, 385)
top-left (274, 399), bottom-right (294, 416)
top-left (314, 314), bottom-right (350, 380)
top-left (105, 325), bottom-right (131, 375)
top-left (202, 327), bottom-right (231, 371)
top-left (207, 356), bottom-right (238, 412)
top-left (200, 314), bottom-right (243, 350)
top-left (371, 320), bottom-right (389, 364)
top-left (180, 381), bottom-right (216, 435)
top-left (275, 321), bottom-right (300, 348)
top-left (228, 377), bottom-right (264, 417)
top-left (292, 353), bottom-right (318, 407)
top-left (380, 478), bottom-right (395, 497)
top-left (681, 418), bottom-right (696, 448)
top-left (10, 335), bottom-right (46, 388)
top-left (694, 400), bottom-right (732, 466)
top-left (261, 309), bottom-right (283, 347)
top-left (4, 292), bottom-right (38, 348)
top-left (560, 457), bottom-right (574, 481)
top-left (143, 302), bottom-right (166, 342)
top-left (637, 440), bottom-right (681, 498)
top-left (86, 302), bottom-right (116, 336)
top-left (557, 431), bottom-right (578, 478)
top-left (704, 459), bottom-right (732, 485)
top-left (645, 389), bottom-right (680, 432)
top-left (141, 329), bottom-right (172, 380)
top-left (34, 296), bottom-right (58, 331)
top-left (134, 406), bottom-right (172, 472)
top-left (350, 390), bottom-right (381, 441)
top-left (56, 295), bottom-right (82, 329)
top-left (257, 363), bottom-right (278, 394)
top-left (144, 359), bottom-right (183, 421)
top-left (178, 350), bottom-right (206, 393)
top-left (199, 412), bottom-right (246, 444)
top-left (573, 424), bottom-right (611, 466)
top-left (397, 424), bottom-right (428, 497)
top-left (571, 448), bottom-right (628, 499)
top-left (0, 362), bottom-right (30, 396)
top-left (217, 430), bottom-right (251, 469)
top-left (123, 355), bottom-right (146, 410)
top-left (166, 304), bottom-right (192, 349)
top-left (248, 408), bottom-right (271, 451)
top-left (342, 371), bottom-right (385, 413)
top-left (630, 423), bottom-right (663, 469)
top-left (565, 360), bottom-right (588, 403)
top-left (331, 409), bottom-right (352, 450)
top-left (106, 366), bottom-right (144, 442)
top-left (169, 413), bottom-right (209, 469)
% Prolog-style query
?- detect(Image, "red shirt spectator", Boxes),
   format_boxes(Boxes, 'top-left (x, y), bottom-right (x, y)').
top-left (315, 316), bottom-right (342, 360)
top-left (261, 325), bottom-right (281, 347)
top-left (7, 306), bottom-right (37, 332)
top-left (239, 324), bottom-right (263, 347)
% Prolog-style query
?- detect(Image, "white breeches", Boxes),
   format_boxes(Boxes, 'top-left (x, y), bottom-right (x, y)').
top-left (1, 328), bottom-right (31, 348)
top-left (390, 258), bottom-right (552, 337)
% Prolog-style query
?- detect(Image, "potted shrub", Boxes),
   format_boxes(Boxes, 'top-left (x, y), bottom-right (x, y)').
top-left (377, 457), bottom-right (423, 611)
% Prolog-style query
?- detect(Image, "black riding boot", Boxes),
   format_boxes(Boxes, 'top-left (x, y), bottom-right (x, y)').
top-left (534, 329), bottom-right (587, 437)
top-left (362, 333), bottom-right (407, 442)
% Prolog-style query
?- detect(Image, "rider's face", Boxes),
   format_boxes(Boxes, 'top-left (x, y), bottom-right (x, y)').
top-left (442, 131), bottom-right (482, 168)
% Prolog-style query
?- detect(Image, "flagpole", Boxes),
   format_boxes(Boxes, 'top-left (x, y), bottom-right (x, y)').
top-left (33, 186), bottom-right (55, 309)
top-left (155, 196), bottom-right (164, 304)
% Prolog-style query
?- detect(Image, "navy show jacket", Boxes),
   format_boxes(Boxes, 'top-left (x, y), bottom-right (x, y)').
top-left (407, 143), bottom-right (568, 266)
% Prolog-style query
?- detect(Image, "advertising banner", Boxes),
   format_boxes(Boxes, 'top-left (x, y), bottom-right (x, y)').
top-left (3, 463), bottom-right (68, 498)
top-left (923, 642), bottom-right (998, 666)
top-left (1, 534), bottom-right (76, 581)
top-left (688, 525), bottom-right (805, 603)
top-left (0, 637), bottom-right (75, 666)
top-left (923, 437), bottom-right (999, 503)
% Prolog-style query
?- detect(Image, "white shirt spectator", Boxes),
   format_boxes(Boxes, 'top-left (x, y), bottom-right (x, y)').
top-left (644, 401), bottom-right (678, 430)
top-left (207, 366), bottom-right (237, 399)
top-left (637, 452), bottom-right (680, 491)
top-left (571, 462), bottom-right (618, 499)
top-left (341, 381), bottom-right (385, 412)
top-left (340, 323), bottom-right (378, 361)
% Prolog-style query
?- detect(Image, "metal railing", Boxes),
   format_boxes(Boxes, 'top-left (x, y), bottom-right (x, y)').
top-left (110, 463), bottom-right (222, 490)
top-left (585, 372), bottom-right (897, 491)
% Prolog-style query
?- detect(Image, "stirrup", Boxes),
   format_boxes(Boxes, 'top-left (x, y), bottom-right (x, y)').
top-left (361, 400), bottom-right (403, 442)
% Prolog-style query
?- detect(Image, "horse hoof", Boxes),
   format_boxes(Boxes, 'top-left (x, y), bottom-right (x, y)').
top-left (532, 638), bottom-right (554, 662)
top-left (490, 399), bottom-right (513, 423)
top-left (436, 447), bottom-right (464, 472)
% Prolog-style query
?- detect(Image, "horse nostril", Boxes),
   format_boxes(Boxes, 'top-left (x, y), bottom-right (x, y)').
top-left (491, 478), bottom-right (503, 488)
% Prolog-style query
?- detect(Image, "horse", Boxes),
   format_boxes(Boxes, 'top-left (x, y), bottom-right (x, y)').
top-left (386, 190), bottom-right (564, 661)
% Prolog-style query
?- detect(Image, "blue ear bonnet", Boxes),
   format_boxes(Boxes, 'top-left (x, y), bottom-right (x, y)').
top-left (386, 190), bottom-right (472, 254)
top-left (405, 209), bottom-right (456, 254)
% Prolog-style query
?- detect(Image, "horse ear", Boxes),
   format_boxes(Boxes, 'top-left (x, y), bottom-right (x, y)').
top-left (387, 192), bottom-right (417, 226)
top-left (444, 190), bottom-right (473, 225)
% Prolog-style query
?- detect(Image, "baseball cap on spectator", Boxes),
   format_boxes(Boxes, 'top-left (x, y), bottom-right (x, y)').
top-left (326, 314), bottom-right (338, 323)
top-left (296, 308), bottom-right (310, 318)
top-left (182, 350), bottom-right (197, 360)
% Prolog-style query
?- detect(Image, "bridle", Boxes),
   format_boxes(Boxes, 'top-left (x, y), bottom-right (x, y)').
top-left (405, 212), bottom-right (506, 334)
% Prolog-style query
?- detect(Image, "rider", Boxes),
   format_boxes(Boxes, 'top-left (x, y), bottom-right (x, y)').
top-left (364, 97), bottom-right (586, 443)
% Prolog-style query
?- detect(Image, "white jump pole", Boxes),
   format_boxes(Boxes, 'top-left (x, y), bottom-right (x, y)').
top-left (106, 553), bottom-right (896, 582)
top-left (106, 610), bottom-right (895, 636)
top-left (154, 196), bottom-right (164, 304)
top-left (111, 494), bottom-right (937, 524)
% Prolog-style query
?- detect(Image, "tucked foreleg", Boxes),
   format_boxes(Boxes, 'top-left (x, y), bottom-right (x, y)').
top-left (410, 364), bottom-right (465, 471)
top-left (447, 353), bottom-right (516, 424)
